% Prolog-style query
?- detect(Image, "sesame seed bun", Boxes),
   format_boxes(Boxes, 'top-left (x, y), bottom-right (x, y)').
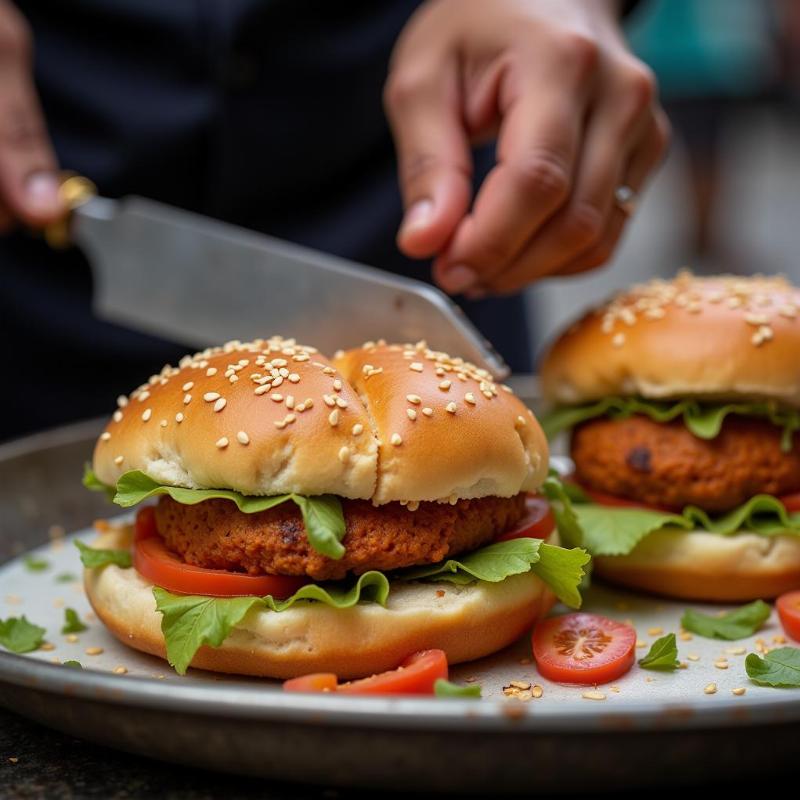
top-left (540, 273), bottom-right (800, 406)
top-left (84, 525), bottom-right (556, 679)
top-left (592, 528), bottom-right (800, 602)
top-left (92, 337), bottom-right (547, 504)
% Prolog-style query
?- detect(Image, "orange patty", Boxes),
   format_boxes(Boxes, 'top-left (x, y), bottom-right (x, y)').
top-left (154, 493), bottom-right (526, 581)
top-left (571, 415), bottom-right (800, 512)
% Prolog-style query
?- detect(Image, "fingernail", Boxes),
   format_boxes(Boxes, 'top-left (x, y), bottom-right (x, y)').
top-left (400, 199), bottom-right (434, 235)
top-left (439, 264), bottom-right (478, 295)
top-left (25, 172), bottom-right (61, 214)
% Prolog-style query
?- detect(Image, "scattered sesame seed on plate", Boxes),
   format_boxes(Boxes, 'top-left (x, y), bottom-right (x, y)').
top-left (704, 683), bottom-right (717, 695)
top-left (85, 647), bottom-right (104, 656)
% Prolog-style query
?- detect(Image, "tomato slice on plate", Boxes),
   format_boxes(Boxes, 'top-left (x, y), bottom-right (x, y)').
top-left (776, 591), bottom-right (800, 642)
top-left (532, 613), bottom-right (636, 685)
top-left (283, 673), bottom-right (338, 693)
top-left (495, 495), bottom-right (555, 541)
top-left (133, 531), bottom-right (309, 598)
top-left (778, 493), bottom-right (800, 513)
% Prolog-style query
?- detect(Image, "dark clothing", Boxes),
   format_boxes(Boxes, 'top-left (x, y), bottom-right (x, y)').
top-left (1, 1), bottom-right (532, 442)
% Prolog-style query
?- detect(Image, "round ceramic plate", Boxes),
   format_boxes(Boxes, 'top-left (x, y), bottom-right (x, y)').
top-left (1, 419), bottom-right (799, 792)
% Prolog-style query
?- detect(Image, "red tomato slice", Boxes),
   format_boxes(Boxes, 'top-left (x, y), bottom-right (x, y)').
top-left (135, 506), bottom-right (158, 541)
top-left (338, 649), bottom-right (449, 695)
top-left (778, 493), bottom-right (800, 513)
top-left (283, 673), bottom-right (338, 693)
top-left (495, 495), bottom-right (556, 541)
top-left (574, 483), bottom-right (673, 512)
top-left (776, 591), bottom-right (800, 642)
top-left (133, 534), bottom-right (309, 598)
top-left (532, 613), bottom-right (636, 685)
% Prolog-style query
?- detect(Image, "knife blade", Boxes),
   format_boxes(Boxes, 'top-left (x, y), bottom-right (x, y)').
top-left (69, 194), bottom-right (509, 378)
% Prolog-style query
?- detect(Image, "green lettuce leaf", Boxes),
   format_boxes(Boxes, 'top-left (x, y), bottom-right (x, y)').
top-left (433, 679), bottom-right (482, 698)
top-left (573, 495), bottom-right (800, 557)
top-left (745, 647), bottom-right (800, 687)
top-left (398, 539), bottom-right (589, 608)
top-left (540, 473), bottom-right (583, 548)
top-left (638, 633), bottom-right (681, 670)
top-left (541, 397), bottom-right (800, 451)
top-left (75, 539), bottom-right (133, 569)
top-left (82, 463), bottom-right (116, 499)
top-left (114, 470), bottom-right (346, 560)
top-left (262, 571), bottom-right (390, 612)
top-left (61, 608), bottom-right (88, 634)
top-left (23, 554), bottom-right (49, 572)
top-left (0, 616), bottom-right (46, 653)
top-left (681, 600), bottom-right (771, 640)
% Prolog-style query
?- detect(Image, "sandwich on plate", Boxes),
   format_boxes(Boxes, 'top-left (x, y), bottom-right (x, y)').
top-left (82, 336), bottom-right (588, 679)
top-left (541, 272), bottom-right (800, 601)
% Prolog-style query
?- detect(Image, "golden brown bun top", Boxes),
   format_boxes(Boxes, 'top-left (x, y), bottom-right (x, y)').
top-left (540, 272), bottom-right (800, 406)
top-left (93, 337), bottom-right (547, 504)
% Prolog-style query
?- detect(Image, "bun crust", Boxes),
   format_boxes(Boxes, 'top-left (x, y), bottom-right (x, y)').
top-left (93, 337), bottom-right (547, 504)
top-left (540, 273), bottom-right (800, 406)
top-left (84, 526), bottom-right (556, 679)
top-left (593, 528), bottom-right (800, 601)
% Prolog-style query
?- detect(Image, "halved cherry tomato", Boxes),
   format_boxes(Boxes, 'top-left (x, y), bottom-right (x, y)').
top-left (776, 591), bottom-right (800, 642)
top-left (135, 506), bottom-right (158, 541)
top-left (778, 493), bottom-right (800, 513)
top-left (283, 673), bottom-right (338, 693)
top-left (495, 495), bottom-right (556, 541)
top-left (339, 649), bottom-right (448, 695)
top-left (532, 613), bottom-right (636, 685)
top-left (133, 534), bottom-right (309, 598)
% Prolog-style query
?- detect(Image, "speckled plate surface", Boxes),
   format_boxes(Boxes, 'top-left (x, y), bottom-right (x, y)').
top-left (1, 419), bottom-right (800, 792)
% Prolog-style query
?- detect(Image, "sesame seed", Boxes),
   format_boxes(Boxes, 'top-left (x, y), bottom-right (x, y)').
top-left (745, 313), bottom-right (769, 326)
top-left (362, 364), bottom-right (374, 374)
top-left (100, 432), bottom-right (111, 442)
top-left (333, 379), bottom-right (343, 391)
top-left (714, 660), bottom-right (729, 670)
top-left (328, 409), bottom-right (339, 426)
top-left (390, 433), bottom-right (403, 446)
top-left (409, 362), bottom-right (423, 372)
top-left (323, 394), bottom-right (336, 407)
top-left (138, 390), bottom-right (151, 402)
top-left (516, 415), bottom-right (526, 428)
top-left (175, 413), bottom-right (184, 423)
top-left (446, 402), bottom-right (457, 414)
top-left (206, 367), bottom-right (217, 376)
top-left (203, 392), bottom-right (220, 402)
top-left (704, 683), bottom-right (717, 695)
top-left (647, 627), bottom-right (663, 636)
top-left (338, 446), bottom-right (350, 463)
top-left (272, 376), bottom-right (284, 387)
top-left (285, 395), bottom-right (295, 409)
top-left (183, 394), bottom-right (192, 404)
top-left (113, 666), bottom-right (128, 675)
top-left (159, 419), bottom-right (168, 428)
top-left (213, 398), bottom-right (226, 412)
top-left (279, 367), bottom-right (289, 378)
top-left (581, 691), bottom-right (606, 701)
top-left (531, 685), bottom-right (543, 699)
top-left (464, 392), bottom-right (476, 405)
top-left (285, 413), bottom-right (296, 425)
top-left (270, 393), bottom-right (283, 402)
top-left (612, 332), bottom-right (626, 347)
top-left (116, 395), bottom-right (128, 408)
top-left (732, 687), bottom-right (746, 697)
top-left (182, 381), bottom-right (194, 391)
top-left (422, 407), bottom-right (433, 417)
top-left (39, 642), bottom-right (55, 651)
top-left (85, 647), bottom-right (104, 656)
top-left (305, 399), bottom-right (314, 409)
top-left (725, 646), bottom-right (747, 655)
top-left (322, 366), bottom-right (335, 375)
top-left (113, 410), bottom-right (123, 423)
top-left (215, 437), bottom-right (229, 449)
top-left (65, 634), bottom-right (78, 643)
top-left (679, 631), bottom-right (693, 641)
top-left (352, 423), bottom-right (364, 436)
top-left (407, 394), bottom-right (421, 405)
top-left (438, 380), bottom-right (451, 391)
top-left (237, 431), bottom-right (250, 445)
top-left (114, 455), bottom-right (124, 465)
top-left (779, 304), bottom-right (797, 319)
top-left (407, 408), bottom-right (417, 421)
top-left (254, 385), bottom-right (270, 396)
top-left (274, 419), bottom-right (287, 429)
top-left (335, 397), bottom-right (348, 409)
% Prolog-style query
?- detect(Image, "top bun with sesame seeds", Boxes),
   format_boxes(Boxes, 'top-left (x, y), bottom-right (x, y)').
top-left (540, 272), bottom-right (800, 406)
top-left (92, 336), bottom-right (548, 504)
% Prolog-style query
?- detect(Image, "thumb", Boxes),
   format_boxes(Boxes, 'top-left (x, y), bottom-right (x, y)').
top-left (384, 58), bottom-right (472, 259)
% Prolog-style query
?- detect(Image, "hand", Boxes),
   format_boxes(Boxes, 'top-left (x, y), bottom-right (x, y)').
top-left (0, 0), bottom-right (62, 232)
top-left (385, 0), bottom-right (670, 296)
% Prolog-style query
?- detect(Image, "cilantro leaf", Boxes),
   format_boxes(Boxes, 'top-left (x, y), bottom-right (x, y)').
top-left (113, 471), bottom-right (347, 560)
top-left (61, 608), bottom-right (88, 634)
top-left (0, 616), bottom-right (46, 653)
top-left (55, 572), bottom-right (78, 584)
top-left (23, 554), bottom-right (49, 572)
top-left (434, 679), bottom-right (482, 698)
top-left (745, 647), bottom-right (800, 687)
top-left (75, 540), bottom-right (132, 569)
top-left (62, 660), bottom-right (83, 669)
top-left (638, 633), bottom-right (681, 670)
top-left (681, 600), bottom-right (771, 640)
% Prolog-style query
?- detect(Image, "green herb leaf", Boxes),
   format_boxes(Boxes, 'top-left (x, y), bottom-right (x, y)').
top-left (113, 471), bottom-right (347, 560)
top-left (540, 472), bottom-right (583, 548)
top-left (433, 678), bottom-right (482, 698)
top-left (530, 543), bottom-right (591, 608)
top-left (540, 397), bottom-right (800, 452)
top-left (0, 616), bottom-right (46, 653)
top-left (62, 660), bottom-right (83, 669)
top-left (55, 573), bottom-right (78, 584)
top-left (745, 647), bottom-right (800, 687)
top-left (82, 464), bottom-right (115, 499)
top-left (23, 554), bottom-right (49, 572)
top-left (638, 633), bottom-right (681, 670)
top-left (262, 571), bottom-right (390, 612)
top-left (61, 608), bottom-right (88, 634)
top-left (75, 539), bottom-right (132, 569)
top-left (681, 600), bottom-right (771, 640)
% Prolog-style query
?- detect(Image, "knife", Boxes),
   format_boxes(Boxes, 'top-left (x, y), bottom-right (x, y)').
top-left (50, 176), bottom-right (509, 379)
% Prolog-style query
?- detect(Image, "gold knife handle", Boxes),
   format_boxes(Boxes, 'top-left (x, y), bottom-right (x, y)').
top-left (44, 173), bottom-right (97, 249)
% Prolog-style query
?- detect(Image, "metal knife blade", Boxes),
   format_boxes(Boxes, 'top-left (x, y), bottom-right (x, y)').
top-left (72, 195), bottom-right (509, 378)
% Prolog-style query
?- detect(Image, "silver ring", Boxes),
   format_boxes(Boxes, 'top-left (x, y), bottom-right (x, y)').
top-left (614, 185), bottom-right (638, 216)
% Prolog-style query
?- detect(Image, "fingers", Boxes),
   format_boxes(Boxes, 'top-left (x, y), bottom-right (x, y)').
top-left (384, 53), bottom-right (473, 259)
top-left (0, 4), bottom-right (62, 228)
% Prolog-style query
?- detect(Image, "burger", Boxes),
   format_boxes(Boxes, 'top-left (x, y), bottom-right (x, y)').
top-left (82, 336), bottom-right (588, 679)
top-left (540, 272), bottom-right (800, 602)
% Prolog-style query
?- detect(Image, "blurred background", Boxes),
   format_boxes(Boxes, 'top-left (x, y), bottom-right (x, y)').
top-left (530, 0), bottom-right (800, 352)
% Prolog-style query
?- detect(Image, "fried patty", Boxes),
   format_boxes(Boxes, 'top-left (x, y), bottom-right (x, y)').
top-left (571, 415), bottom-right (800, 512)
top-left (154, 493), bottom-right (526, 581)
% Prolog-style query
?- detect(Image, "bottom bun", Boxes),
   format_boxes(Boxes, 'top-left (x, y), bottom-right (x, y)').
top-left (594, 528), bottom-right (800, 602)
top-left (85, 525), bottom-right (556, 679)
